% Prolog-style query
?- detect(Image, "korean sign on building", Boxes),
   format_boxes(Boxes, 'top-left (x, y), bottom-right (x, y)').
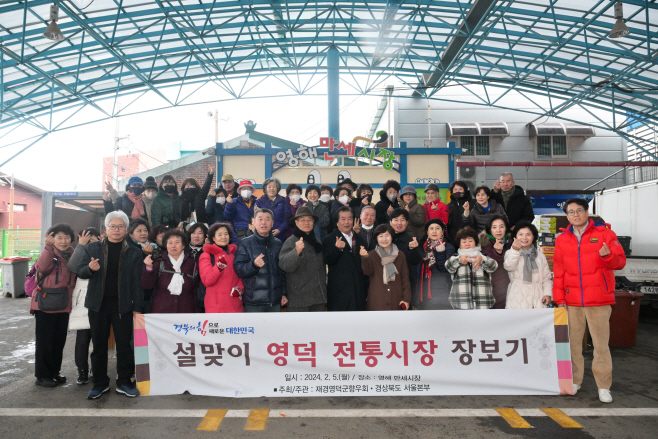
top-left (274, 137), bottom-right (397, 170)
top-left (134, 309), bottom-right (573, 397)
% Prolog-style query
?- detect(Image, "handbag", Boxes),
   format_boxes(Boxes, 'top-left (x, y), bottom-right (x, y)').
top-left (35, 258), bottom-right (70, 312)
top-left (24, 264), bottom-right (38, 297)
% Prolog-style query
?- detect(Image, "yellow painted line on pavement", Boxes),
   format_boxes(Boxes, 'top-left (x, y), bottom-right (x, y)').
top-left (245, 408), bottom-right (270, 430)
top-left (197, 409), bottom-right (228, 431)
top-left (541, 408), bottom-right (582, 428)
top-left (495, 408), bottom-right (533, 428)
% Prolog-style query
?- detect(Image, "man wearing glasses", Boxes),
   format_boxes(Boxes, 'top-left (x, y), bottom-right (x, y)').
top-left (553, 198), bottom-right (626, 403)
top-left (78, 211), bottom-right (145, 399)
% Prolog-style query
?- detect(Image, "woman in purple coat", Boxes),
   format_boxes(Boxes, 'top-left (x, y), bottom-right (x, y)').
top-left (479, 215), bottom-right (512, 309)
top-left (284, 183), bottom-right (305, 240)
top-left (255, 177), bottom-right (290, 241)
top-left (142, 230), bottom-right (199, 313)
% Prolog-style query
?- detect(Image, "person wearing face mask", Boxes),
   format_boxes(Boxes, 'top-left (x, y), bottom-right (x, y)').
top-left (206, 187), bottom-right (228, 225)
top-left (175, 165), bottom-right (215, 230)
top-left (375, 180), bottom-right (401, 226)
top-left (224, 180), bottom-right (257, 240)
top-left (136, 177), bottom-right (156, 224)
top-left (350, 183), bottom-right (375, 220)
top-left (399, 185), bottom-right (426, 241)
top-left (319, 184), bottom-right (335, 233)
top-left (331, 186), bottom-right (352, 226)
top-left (283, 183), bottom-right (304, 240)
top-left (304, 184), bottom-right (330, 240)
top-left (152, 175), bottom-right (180, 228)
top-left (255, 178), bottom-right (291, 242)
top-left (447, 181), bottom-right (474, 247)
top-left (103, 176), bottom-right (149, 222)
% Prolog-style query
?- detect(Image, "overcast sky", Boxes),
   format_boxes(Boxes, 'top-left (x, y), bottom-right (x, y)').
top-left (0, 93), bottom-right (380, 192)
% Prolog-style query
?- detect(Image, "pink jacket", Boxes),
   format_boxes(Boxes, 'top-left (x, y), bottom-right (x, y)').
top-left (199, 244), bottom-right (244, 313)
top-left (29, 244), bottom-right (76, 314)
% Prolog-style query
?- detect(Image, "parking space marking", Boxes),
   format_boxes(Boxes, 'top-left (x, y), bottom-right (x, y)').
top-left (245, 408), bottom-right (269, 431)
top-left (197, 409), bottom-right (228, 431)
top-left (541, 408), bottom-right (582, 428)
top-left (495, 408), bottom-right (533, 428)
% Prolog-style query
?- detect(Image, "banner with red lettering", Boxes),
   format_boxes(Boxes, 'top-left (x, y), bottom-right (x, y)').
top-left (133, 309), bottom-right (573, 397)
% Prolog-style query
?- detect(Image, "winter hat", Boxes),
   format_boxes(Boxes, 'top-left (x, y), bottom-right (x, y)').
top-left (289, 205), bottom-right (319, 225)
top-left (340, 178), bottom-right (358, 191)
top-left (424, 183), bottom-right (440, 193)
top-left (238, 180), bottom-right (255, 192)
top-left (400, 185), bottom-right (417, 197)
top-left (143, 176), bottom-right (158, 191)
top-left (221, 174), bottom-right (235, 182)
top-left (128, 176), bottom-right (144, 186)
top-left (425, 218), bottom-right (447, 233)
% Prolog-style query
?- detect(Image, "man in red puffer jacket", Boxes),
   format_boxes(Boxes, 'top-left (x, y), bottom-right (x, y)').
top-left (553, 198), bottom-right (626, 404)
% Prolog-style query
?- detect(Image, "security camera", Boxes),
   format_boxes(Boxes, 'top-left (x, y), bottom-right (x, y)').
top-left (207, 112), bottom-right (213, 117)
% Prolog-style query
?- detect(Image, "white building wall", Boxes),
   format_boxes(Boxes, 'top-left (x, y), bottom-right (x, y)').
top-left (394, 92), bottom-right (627, 191)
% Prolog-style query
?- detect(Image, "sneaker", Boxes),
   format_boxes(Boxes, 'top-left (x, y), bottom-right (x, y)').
top-left (598, 389), bottom-right (613, 403)
top-left (87, 385), bottom-right (110, 400)
top-left (76, 370), bottom-right (89, 385)
top-left (53, 374), bottom-right (67, 384)
top-left (573, 383), bottom-right (581, 395)
top-left (115, 384), bottom-right (140, 398)
top-left (35, 377), bottom-right (58, 388)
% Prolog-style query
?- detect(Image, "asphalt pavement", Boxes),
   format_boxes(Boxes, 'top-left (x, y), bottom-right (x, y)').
top-left (1, 295), bottom-right (657, 438)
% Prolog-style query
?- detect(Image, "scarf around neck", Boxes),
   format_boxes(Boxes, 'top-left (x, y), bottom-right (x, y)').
top-left (126, 191), bottom-right (145, 219)
top-left (501, 187), bottom-right (514, 208)
top-left (167, 253), bottom-right (185, 296)
top-left (520, 246), bottom-right (539, 283)
top-left (375, 244), bottom-right (399, 285)
top-left (58, 248), bottom-right (72, 262)
top-left (422, 239), bottom-right (445, 270)
top-left (292, 226), bottom-right (323, 253)
top-left (188, 244), bottom-right (203, 260)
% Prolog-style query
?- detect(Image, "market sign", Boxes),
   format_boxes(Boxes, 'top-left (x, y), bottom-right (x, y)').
top-left (274, 136), bottom-right (397, 170)
top-left (134, 309), bottom-right (573, 397)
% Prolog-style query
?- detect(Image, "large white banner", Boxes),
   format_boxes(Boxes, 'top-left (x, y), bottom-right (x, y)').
top-left (133, 309), bottom-right (574, 397)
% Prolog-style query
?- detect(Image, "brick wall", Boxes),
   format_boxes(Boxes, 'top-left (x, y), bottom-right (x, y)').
top-left (150, 156), bottom-right (218, 190)
top-left (101, 153), bottom-right (142, 190)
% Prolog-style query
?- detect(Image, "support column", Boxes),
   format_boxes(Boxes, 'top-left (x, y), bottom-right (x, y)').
top-left (327, 46), bottom-right (339, 139)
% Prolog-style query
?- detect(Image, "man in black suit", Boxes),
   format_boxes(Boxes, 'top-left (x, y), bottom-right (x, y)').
top-left (323, 206), bottom-right (368, 311)
top-left (353, 205), bottom-right (377, 252)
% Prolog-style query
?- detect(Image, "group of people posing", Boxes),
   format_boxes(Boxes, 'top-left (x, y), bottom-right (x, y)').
top-left (31, 169), bottom-right (626, 404)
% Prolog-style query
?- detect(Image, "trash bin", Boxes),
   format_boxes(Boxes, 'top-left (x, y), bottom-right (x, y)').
top-left (0, 257), bottom-right (32, 298)
top-left (609, 290), bottom-right (644, 348)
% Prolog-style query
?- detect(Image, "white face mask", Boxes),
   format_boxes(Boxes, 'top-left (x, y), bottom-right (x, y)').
top-left (143, 191), bottom-right (156, 200)
top-left (291, 194), bottom-right (301, 203)
top-left (339, 195), bottom-right (349, 204)
top-left (241, 190), bottom-right (252, 199)
top-left (216, 197), bottom-right (226, 205)
top-left (320, 194), bottom-right (331, 203)
top-left (387, 193), bottom-right (397, 202)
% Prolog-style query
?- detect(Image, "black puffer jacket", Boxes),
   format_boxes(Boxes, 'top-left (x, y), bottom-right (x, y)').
top-left (375, 189), bottom-right (399, 226)
top-left (490, 185), bottom-right (535, 230)
top-left (176, 172), bottom-right (213, 224)
top-left (447, 190), bottom-right (474, 246)
top-left (77, 238), bottom-right (145, 314)
top-left (233, 232), bottom-right (286, 307)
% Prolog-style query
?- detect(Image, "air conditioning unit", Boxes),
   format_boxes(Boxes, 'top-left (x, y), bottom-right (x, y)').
top-left (456, 165), bottom-right (483, 193)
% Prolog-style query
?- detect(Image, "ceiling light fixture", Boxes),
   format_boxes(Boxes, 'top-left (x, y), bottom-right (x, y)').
top-left (43, 4), bottom-right (65, 41)
top-left (609, 1), bottom-right (631, 39)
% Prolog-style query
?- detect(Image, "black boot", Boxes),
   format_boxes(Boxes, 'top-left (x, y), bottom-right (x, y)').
top-left (35, 377), bottom-right (58, 387)
top-left (53, 374), bottom-right (67, 384)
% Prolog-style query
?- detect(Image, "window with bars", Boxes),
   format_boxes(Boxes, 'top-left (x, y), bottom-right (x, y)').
top-left (537, 135), bottom-right (568, 158)
top-left (460, 136), bottom-right (490, 157)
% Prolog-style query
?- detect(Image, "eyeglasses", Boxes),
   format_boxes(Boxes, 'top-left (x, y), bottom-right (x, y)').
top-left (566, 208), bottom-right (587, 216)
top-left (107, 225), bottom-right (126, 231)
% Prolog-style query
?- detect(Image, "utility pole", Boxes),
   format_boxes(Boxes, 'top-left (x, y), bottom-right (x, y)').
top-left (8, 174), bottom-right (14, 230)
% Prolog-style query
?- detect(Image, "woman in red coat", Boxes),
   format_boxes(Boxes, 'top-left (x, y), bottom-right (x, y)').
top-left (200, 222), bottom-right (244, 313)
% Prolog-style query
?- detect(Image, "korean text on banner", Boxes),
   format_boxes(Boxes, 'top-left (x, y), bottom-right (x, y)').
top-left (134, 309), bottom-right (573, 397)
